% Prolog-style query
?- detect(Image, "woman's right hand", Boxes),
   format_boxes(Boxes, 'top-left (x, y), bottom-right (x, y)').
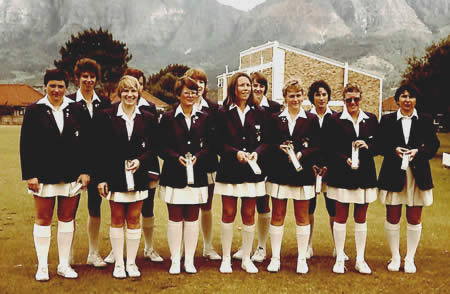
top-left (237, 151), bottom-right (249, 164)
top-left (97, 182), bottom-right (109, 198)
top-left (395, 147), bottom-right (409, 159)
top-left (27, 178), bottom-right (39, 193)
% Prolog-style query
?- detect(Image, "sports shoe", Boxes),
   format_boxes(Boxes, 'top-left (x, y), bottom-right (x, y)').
top-left (387, 257), bottom-right (401, 272)
top-left (144, 248), bottom-right (164, 262)
top-left (113, 264), bottom-right (126, 279)
top-left (404, 258), bottom-right (416, 274)
top-left (169, 260), bottom-right (181, 275)
top-left (184, 262), bottom-right (197, 274)
top-left (355, 260), bottom-right (372, 274)
top-left (241, 257), bottom-right (258, 273)
top-left (296, 257), bottom-right (309, 274)
top-left (306, 246), bottom-right (313, 259)
top-left (332, 259), bottom-right (346, 274)
top-left (267, 257), bottom-right (280, 272)
top-left (57, 264), bottom-right (78, 279)
top-left (87, 253), bottom-right (107, 268)
top-left (203, 248), bottom-right (221, 261)
top-left (104, 250), bottom-right (115, 264)
top-left (35, 266), bottom-right (49, 281)
top-left (251, 246), bottom-right (266, 263)
top-left (220, 257), bottom-right (232, 273)
top-left (232, 247), bottom-right (243, 260)
top-left (332, 248), bottom-right (349, 261)
top-left (126, 264), bottom-right (141, 278)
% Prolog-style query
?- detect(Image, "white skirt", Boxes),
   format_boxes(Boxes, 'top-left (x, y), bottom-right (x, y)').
top-left (214, 181), bottom-right (266, 198)
top-left (108, 190), bottom-right (148, 203)
top-left (266, 182), bottom-right (315, 200)
top-left (28, 181), bottom-right (82, 198)
top-left (159, 186), bottom-right (208, 204)
top-left (378, 167), bottom-right (433, 207)
top-left (207, 172), bottom-right (217, 185)
top-left (327, 186), bottom-right (378, 204)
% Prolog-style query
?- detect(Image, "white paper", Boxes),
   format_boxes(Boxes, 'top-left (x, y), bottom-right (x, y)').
top-left (248, 158), bottom-right (262, 175)
top-left (70, 182), bottom-right (83, 195)
top-left (443, 153), bottom-right (450, 168)
top-left (401, 153), bottom-right (410, 170)
top-left (351, 146), bottom-right (359, 170)
top-left (287, 147), bottom-right (302, 172)
top-left (125, 160), bottom-right (135, 191)
top-left (315, 175), bottom-right (322, 193)
top-left (186, 153), bottom-right (195, 184)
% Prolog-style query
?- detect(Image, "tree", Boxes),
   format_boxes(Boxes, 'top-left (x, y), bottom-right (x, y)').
top-left (54, 28), bottom-right (132, 99)
top-left (147, 64), bottom-right (190, 104)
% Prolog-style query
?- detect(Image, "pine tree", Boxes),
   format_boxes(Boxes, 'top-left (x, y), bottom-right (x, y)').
top-left (147, 64), bottom-right (189, 104)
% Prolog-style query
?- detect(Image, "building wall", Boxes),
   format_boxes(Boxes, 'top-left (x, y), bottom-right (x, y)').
top-left (347, 70), bottom-right (381, 116)
top-left (240, 48), bottom-right (273, 69)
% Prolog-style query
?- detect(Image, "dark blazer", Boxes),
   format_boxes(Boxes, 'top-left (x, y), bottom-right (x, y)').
top-left (262, 99), bottom-right (282, 114)
top-left (93, 107), bottom-right (159, 192)
top-left (324, 111), bottom-right (379, 189)
top-left (307, 110), bottom-right (336, 173)
top-left (158, 108), bottom-right (212, 188)
top-left (196, 98), bottom-right (219, 173)
top-left (20, 100), bottom-right (88, 184)
top-left (215, 105), bottom-right (268, 184)
top-left (377, 111), bottom-right (439, 191)
top-left (266, 111), bottom-right (320, 186)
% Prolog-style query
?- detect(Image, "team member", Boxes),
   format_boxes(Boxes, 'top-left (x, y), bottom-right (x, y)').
top-left (214, 72), bottom-right (268, 274)
top-left (158, 76), bottom-right (212, 274)
top-left (378, 83), bottom-right (439, 273)
top-left (325, 84), bottom-right (379, 275)
top-left (20, 69), bottom-right (89, 280)
top-left (265, 79), bottom-right (320, 273)
top-left (96, 75), bottom-right (159, 279)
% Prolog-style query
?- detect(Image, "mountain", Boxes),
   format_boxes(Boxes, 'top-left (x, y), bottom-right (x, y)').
top-left (0, 0), bottom-right (448, 98)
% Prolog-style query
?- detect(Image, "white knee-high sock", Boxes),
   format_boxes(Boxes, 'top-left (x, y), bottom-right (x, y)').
top-left (406, 223), bottom-right (422, 261)
top-left (221, 222), bottom-right (234, 259)
top-left (184, 220), bottom-right (199, 264)
top-left (257, 212), bottom-right (271, 249)
top-left (142, 216), bottom-right (155, 251)
top-left (126, 228), bottom-right (141, 266)
top-left (87, 216), bottom-right (101, 255)
top-left (167, 220), bottom-right (183, 262)
top-left (110, 227), bottom-right (124, 266)
top-left (57, 220), bottom-right (74, 267)
top-left (355, 222), bottom-right (367, 262)
top-left (241, 224), bottom-right (256, 260)
top-left (333, 222), bottom-right (347, 260)
top-left (201, 210), bottom-right (213, 250)
top-left (296, 224), bottom-right (310, 259)
top-left (385, 221), bottom-right (400, 260)
top-left (269, 224), bottom-right (284, 259)
top-left (33, 224), bottom-right (51, 268)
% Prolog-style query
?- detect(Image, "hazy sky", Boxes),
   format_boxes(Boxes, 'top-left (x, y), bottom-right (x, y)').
top-left (217, 0), bottom-right (266, 11)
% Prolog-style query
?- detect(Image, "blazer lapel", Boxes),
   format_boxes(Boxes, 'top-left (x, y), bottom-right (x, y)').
top-left (42, 105), bottom-right (61, 136)
top-left (394, 117), bottom-right (407, 146)
top-left (130, 114), bottom-right (143, 142)
top-left (292, 117), bottom-right (307, 139)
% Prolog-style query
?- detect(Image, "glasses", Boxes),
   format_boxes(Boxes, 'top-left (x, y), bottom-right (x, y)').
top-left (182, 91), bottom-right (197, 97)
top-left (344, 97), bottom-right (361, 103)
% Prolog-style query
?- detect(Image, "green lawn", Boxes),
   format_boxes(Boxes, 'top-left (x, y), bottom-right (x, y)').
top-left (0, 126), bottom-right (448, 293)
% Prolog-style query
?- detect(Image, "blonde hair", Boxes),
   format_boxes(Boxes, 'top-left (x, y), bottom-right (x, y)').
top-left (117, 75), bottom-right (142, 97)
top-left (282, 79), bottom-right (304, 98)
top-left (343, 83), bottom-right (363, 98)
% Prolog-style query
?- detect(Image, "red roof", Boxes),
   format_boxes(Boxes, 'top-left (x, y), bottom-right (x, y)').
top-left (382, 96), bottom-right (399, 112)
top-left (0, 84), bottom-right (44, 106)
top-left (110, 90), bottom-right (169, 108)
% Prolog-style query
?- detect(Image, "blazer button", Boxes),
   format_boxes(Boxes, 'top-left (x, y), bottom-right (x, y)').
top-left (187, 141), bottom-right (191, 145)
top-left (243, 148), bottom-right (247, 151)
top-left (243, 136), bottom-right (246, 140)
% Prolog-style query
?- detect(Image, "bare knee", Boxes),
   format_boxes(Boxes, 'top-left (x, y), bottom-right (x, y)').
top-left (406, 206), bottom-right (422, 225)
top-left (271, 208), bottom-right (286, 226)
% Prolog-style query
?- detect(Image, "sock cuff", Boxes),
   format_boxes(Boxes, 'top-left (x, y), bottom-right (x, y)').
top-left (333, 222), bottom-right (347, 231)
top-left (183, 220), bottom-right (199, 227)
top-left (57, 220), bottom-right (74, 233)
top-left (296, 224), bottom-right (311, 235)
top-left (407, 223), bottom-right (422, 230)
top-left (221, 221), bottom-right (234, 230)
top-left (33, 224), bottom-right (51, 237)
top-left (110, 226), bottom-right (124, 238)
top-left (142, 216), bottom-right (155, 228)
top-left (242, 224), bottom-right (256, 232)
top-left (259, 212), bottom-right (271, 219)
top-left (385, 220), bottom-right (400, 230)
top-left (269, 224), bottom-right (284, 234)
top-left (168, 220), bottom-right (183, 228)
top-left (355, 222), bottom-right (367, 231)
top-left (126, 228), bottom-right (142, 240)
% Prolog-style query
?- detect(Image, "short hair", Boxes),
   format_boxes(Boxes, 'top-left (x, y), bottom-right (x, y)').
top-left (174, 76), bottom-right (199, 96)
top-left (44, 69), bottom-right (69, 87)
top-left (343, 83), bottom-right (362, 98)
top-left (394, 82), bottom-right (421, 102)
top-left (282, 79), bottom-right (304, 98)
top-left (250, 72), bottom-right (268, 95)
top-left (124, 68), bottom-right (146, 88)
top-left (225, 72), bottom-right (255, 107)
top-left (117, 75), bottom-right (142, 97)
top-left (308, 80), bottom-right (331, 104)
top-left (184, 68), bottom-right (208, 98)
top-left (74, 58), bottom-right (101, 81)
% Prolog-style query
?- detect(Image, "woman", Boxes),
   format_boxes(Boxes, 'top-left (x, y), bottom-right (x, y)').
top-left (185, 68), bottom-right (221, 261)
top-left (378, 83), bottom-right (439, 273)
top-left (158, 76), bottom-right (211, 274)
top-left (265, 79), bottom-right (320, 274)
top-left (20, 69), bottom-right (89, 281)
top-left (96, 75), bottom-right (159, 279)
top-left (68, 58), bottom-right (111, 268)
top-left (325, 83), bottom-right (378, 275)
top-left (306, 80), bottom-right (348, 260)
top-left (214, 72), bottom-right (268, 274)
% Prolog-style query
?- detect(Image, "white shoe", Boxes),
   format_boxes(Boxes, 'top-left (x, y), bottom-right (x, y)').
top-left (232, 247), bottom-right (243, 260)
top-left (35, 266), bottom-right (49, 281)
top-left (404, 259), bottom-right (416, 274)
top-left (355, 260), bottom-right (372, 274)
top-left (104, 250), bottom-right (115, 264)
top-left (306, 246), bottom-right (313, 259)
top-left (169, 260), bottom-right (181, 275)
top-left (203, 248), bottom-right (221, 261)
top-left (333, 259), bottom-right (346, 274)
top-left (184, 262), bottom-right (197, 274)
top-left (251, 246), bottom-right (266, 263)
top-left (332, 248), bottom-right (349, 261)
top-left (57, 264), bottom-right (78, 279)
top-left (241, 258), bottom-right (258, 273)
top-left (126, 264), bottom-right (141, 278)
top-left (87, 253), bottom-right (107, 268)
top-left (267, 258), bottom-right (280, 272)
top-left (113, 264), bottom-right (126, 279)
top-left (387, 257), bottom-right (401, 272)
top-left (220, 257), bottom-right (232, 273)
top-left (296, 257), bottom-right (309, 274)
top-left (144, 248), bottom-right (164, 262)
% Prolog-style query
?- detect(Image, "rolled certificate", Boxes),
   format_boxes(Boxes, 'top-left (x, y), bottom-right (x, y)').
top-left (186, 152), bottom-right (195, 184)
top-left (287, 144), bottom-right (302, 172)
top-left (125, 160), bottom-right (135, 191)
top-left (315, 175), bottom-right (322, 193)
top-left (401, 153), bottom-right (410, 170)
top-left (351, 145), bottom-right (359, 170)
top-left (70, 182), bottom-right (83, 196)
top-left (248, 158), bottom-right (262, 175)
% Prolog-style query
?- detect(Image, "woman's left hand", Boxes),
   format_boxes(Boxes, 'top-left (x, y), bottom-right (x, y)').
top-left (406, 149), bottom-right (419, 161)
top-left (126, 159), bottom-right (140, 174)
top-left (353, 140), bottom-right (368, 149)
top-left (77, 174), bottom-right (90, 188)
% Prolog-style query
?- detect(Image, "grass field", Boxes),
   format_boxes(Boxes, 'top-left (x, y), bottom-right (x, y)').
top-left (0, 125), bottom-right (449, 293)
